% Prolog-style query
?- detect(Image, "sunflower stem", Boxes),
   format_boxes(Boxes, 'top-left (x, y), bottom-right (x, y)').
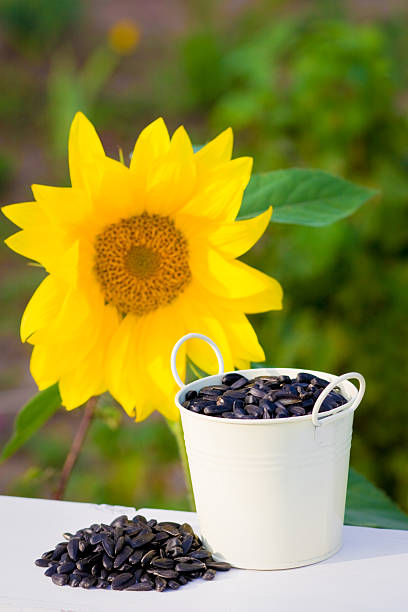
top-left (54, 396), bottom-right (98, 500)
top-left (166, 417), bottom-right (196, 512)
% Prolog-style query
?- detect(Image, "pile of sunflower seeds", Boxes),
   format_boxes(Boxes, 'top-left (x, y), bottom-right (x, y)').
top-left (35, 514), bottom-right (230, 591)
top-left (182, 372), bottom-right (347, 419)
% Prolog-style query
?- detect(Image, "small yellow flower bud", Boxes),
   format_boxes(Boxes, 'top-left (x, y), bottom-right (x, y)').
top-left (108, 20), bottom-right (140, 55)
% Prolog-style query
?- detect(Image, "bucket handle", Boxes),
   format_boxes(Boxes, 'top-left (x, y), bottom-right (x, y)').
top-left (171, 333), bottom-right (225, 389)
top-left (312, 372), bottom-right (366, 427)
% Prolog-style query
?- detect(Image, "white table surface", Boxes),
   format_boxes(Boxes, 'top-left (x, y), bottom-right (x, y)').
top-left (0, 495), bottom-right (407, 612)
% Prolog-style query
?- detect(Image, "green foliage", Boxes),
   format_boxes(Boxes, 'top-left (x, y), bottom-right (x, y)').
top-left (346, 468), bottom-right (408, 530)
top-left (0, 152), bottom-right (13, 192)
top-left (47, 48), bottom-right (119, 160)
top-left (181, 32), bottom-right (225, 108)
top-left (0, 385), bottom-right (61, 462)
top-left (239, 169), bottom-right (377, 225)
top-left (0, 0), bottom-right (82, 53)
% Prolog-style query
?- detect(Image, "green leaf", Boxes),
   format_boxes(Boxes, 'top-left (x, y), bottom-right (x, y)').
top-left (345, 467), bottom-right (408, 530)
top-left (239, 168), bottom-right (378, 226)
top-left (0, 384), bottom-right (61, 462)
top-left (185, 356), bottom-right (209, 385)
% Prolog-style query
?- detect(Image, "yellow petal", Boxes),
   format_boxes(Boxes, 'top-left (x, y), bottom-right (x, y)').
top-left (32, 184), bottom-right (92, 227)
top-left (4, 228), bottom-right (69, 270)
top-left (91, 157), bottom-right (141, 228)
top-left (228, 285), bottom-right (284, 313)
top-left (191, 247), bottom-right (277, 299)
top-left (68, 112), bottom-right (105, 194)
top-left (179, 157), bottom-right (252, 222)
top-left (2, 201), bottom-right (48, 229)
top-left (21, 275), bottom-right (62, 343)
top-left (176, 283), bottom-right (235, 374)
top-left (30, 345), bottom-right (60, 390)
top-left (142, 304), bottom-right (186, 418)
top-left (208, 207), bottom-right (272, 258)
top-left (146, 126), bottom-right (196, 215)
top-left (194, 127), bottom-right (233, 178)
top-left (235, 358), bottom-right (251, 370)
top-left (30, 284), bottom-right (91, 345)
top-left (107, 314), bottom-right (143, 417)
top-left (215, 308), bottom-right (265, 364)
top-left (58, 305), bottom-right (118, 410)
top-left (137, 384), bottom-right (179, 422)
top-left (130, 117), bottom-right (170, 187)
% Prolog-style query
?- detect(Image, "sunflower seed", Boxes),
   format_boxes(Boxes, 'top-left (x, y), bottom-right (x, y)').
top-left (248, 386), bottom-right (267, 399)
top-left (182, 534), bottom-right (194, 554)
top-left (151, 568), bottom-right (178, 579)
top-left (152, 557), bottom-right (175, 569)
top-left (57, 561), bottom-right (75, 574)
top-left (222, 372), bottom-right (245, 386)
top-left (153, 531), bottom-right (169, 543)
top-left (78, 540), bottom-right (88, 553)
top-left (52, 573), bottom-right (69, 586)
top-left (80, 576), bottom-right (96, 589)
top-left (112, 572), bottom-right (134, 590)
top-left (113, 545), bottom-right (133, 568)
top-left (131, 531), bottom-right (155, 548)
top-left (140, 573), bottom-right (154, 587)
top-left (206, 561), bottom-right (232, 571)
top-left (89, 533), bottom-right (103, 545)
top-left (69, 574), bottom-right (81, 587)
top-left (101, 535), bottom-right (115, 557)
top-left (185, 389), bottom-right (197, 401)
top-left (110, 514), bottom-right (128, 527)
top-left (288, 405), bottom-right (306, 416)
top-left (154, 576), bottom-right (167, 591)
top-left (245, 404), bottom-right (263, 418)
top-left (230, 375), bottom-right (249, 389)
top-left (140, 549), bottom-right (157, 567)
top-left (204, 404), bottom-right (231, 416)
top-left (245, 394), bottom-right (259, 405)
top-left (203, 569), bottom-right (216, 580)
top-left (189, 549), bottom-right (211, 560)
top-left (125, 582), bottom-right (153, 591)
top-left (41, 550), bottom-right (54, 560)
top-left (102, 553), bottom-right (113, 570)
top-left (157, 522), bottom-right (180, 536)
top-left (176, 561), bottom-right (206, 572)
top-left (129, 549), bottom-right (144, 564)
top-left (67, 538), bottom-right (79, 561)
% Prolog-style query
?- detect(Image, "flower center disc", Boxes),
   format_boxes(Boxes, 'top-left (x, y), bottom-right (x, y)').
top-left (94, 213), bottom-right (191, 316)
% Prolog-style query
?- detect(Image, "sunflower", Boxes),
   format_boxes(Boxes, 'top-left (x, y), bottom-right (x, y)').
top-left (2, 113), bottom-right (283, 420)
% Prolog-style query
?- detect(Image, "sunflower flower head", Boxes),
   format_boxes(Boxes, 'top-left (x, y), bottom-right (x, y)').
top-left (2, 113), bottom-right (283, 421)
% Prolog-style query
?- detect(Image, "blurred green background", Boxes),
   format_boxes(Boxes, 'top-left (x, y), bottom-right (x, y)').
top-left (0, 0), bottom-right (407, 513)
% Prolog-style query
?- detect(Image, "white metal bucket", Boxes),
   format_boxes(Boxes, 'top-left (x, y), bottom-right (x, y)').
top-left (171, 333), bottom-right (366, 570)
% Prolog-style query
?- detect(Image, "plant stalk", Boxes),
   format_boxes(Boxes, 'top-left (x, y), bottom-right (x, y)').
top-left (166, 417), bottom-right (196, 512)
top-left (54, 396), bottom-right (98, 500)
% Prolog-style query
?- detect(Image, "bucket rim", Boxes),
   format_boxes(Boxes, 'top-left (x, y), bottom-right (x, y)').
top-left (175, 367), bottom-right (360, 426)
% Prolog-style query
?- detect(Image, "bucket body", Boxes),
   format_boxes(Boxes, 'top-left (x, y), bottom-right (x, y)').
top-left (175, 366), bottom-right (363, 570)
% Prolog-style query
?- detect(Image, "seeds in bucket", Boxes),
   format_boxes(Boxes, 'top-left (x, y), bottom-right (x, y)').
top-left (35, 514), bottom-right (231, 591)
top-left (182, 372), bottom-right (347, 419)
